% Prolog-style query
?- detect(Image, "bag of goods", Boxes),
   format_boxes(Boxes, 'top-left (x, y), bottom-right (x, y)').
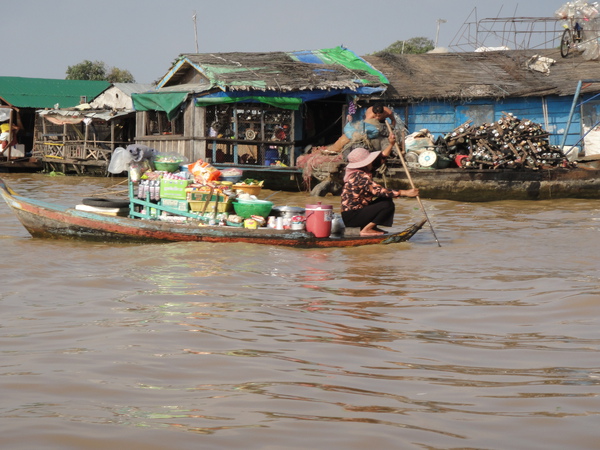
top-left (251, 215), bottom-right (266, 227)
top-left (405, 129), bottom-right (435, 154)
top-left (108, 147), bottom-right (134, 174)
top-left (189, 159), bottom-right (221, 183)
top-left (226, 214), bottom-right (244, 227)
top-left (127, 144), bottom-right (157, 162)
top-left (128, 160), bottom-right (152, 183)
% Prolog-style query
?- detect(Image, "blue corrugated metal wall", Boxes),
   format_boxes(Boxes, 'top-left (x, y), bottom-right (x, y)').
top-left (398, 95), bottom-right (583, 148)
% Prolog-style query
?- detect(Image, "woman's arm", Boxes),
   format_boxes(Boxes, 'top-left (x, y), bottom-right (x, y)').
top-left (395, 188), bottom-right (419, 198)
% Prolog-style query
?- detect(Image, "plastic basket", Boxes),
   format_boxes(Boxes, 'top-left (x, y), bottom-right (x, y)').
top-left (189, 200), bottom-right (232, 213)
top-left (220, 168), bottom-right (243, 183)
top-left (226, 220), bottom-right (244, 227)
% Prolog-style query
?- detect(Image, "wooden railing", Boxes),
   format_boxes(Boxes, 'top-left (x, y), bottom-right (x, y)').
top-left (33, 141), bottom-right (120, 162)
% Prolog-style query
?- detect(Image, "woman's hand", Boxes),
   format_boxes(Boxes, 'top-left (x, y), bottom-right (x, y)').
top-left (401, 188), bottom-right (419, 198)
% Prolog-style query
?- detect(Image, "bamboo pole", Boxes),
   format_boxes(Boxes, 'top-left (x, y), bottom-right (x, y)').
top-left (386, 122), bottom-right (441, 247)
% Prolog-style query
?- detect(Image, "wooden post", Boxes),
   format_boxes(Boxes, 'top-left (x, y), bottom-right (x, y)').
top-left (6, 108), bottom-right (13, 159)
top-left (84, 120), bottom-right (89, 160)
top-left (110, 121), bottom-right (115, 150)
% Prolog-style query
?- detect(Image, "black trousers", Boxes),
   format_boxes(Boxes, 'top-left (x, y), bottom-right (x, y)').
top-left (341, 198), bottom-right (395, 229)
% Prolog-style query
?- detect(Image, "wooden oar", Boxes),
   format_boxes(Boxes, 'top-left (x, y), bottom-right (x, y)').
top-left (386, 122), bottom-right (441, 247)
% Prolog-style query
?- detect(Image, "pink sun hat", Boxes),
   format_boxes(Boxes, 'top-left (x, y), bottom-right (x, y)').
top-left (346, 148), bottom-right (382, 169)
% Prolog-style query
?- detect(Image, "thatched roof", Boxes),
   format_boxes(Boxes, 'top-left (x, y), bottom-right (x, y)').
top-left (363, 49), bottom-right (600, 101)
top-left (164, 47), bottom-right (388, 93)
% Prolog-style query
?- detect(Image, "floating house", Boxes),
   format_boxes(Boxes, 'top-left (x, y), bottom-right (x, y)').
top-left (363, 49), bottom-right (600, 157)
top-left (33, 82), bottom-right (153, 174)
top-left (0, 77), bottom-right (111, 156)
top-left (131, 46), bottom-right (389, 186)
top-left (131, 46), bottom-right (600, 188)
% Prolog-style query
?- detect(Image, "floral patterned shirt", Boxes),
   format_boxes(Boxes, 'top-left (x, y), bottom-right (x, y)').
top-left (341, 171), bottom-right (399, 212)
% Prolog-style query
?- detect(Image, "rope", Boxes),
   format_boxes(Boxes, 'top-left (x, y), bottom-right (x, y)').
top-left (86, 178), bottom-right (129, 198)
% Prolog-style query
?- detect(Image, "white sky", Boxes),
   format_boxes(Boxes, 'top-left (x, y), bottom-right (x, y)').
top-left (6, 0), bottom-right (568, 84)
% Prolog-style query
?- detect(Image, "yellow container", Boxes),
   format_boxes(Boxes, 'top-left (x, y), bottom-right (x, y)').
top-left (233, 184), bottom-right (262, 196)
top-left (215, 181), bottom-right (233, 189)
top-left (244, 218), bottom-right (258, 229)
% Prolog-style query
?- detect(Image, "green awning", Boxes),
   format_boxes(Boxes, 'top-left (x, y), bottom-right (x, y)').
top-left (195, 95), bottom-right (302, 110)
top-left (132, 92), bottom-right (188, 119)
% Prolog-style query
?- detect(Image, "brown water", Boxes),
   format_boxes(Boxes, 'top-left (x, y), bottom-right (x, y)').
top-left (1, 173), bottom-right (599, 450)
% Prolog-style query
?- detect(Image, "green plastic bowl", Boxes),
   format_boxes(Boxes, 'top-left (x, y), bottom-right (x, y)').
top-left (154, 161), bottom-right (182, 172)
top-left (232, 199), bottom-right (273, 218)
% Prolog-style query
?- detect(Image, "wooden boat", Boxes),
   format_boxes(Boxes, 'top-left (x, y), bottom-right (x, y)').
top-left (0, 156), bottom-right (43, 173)
top-left (382, 164), bottom-right (600, 201)
top-left (303, 161), bottom-right (600, 201)
top-left (0, 178), bottom-right (425, 248)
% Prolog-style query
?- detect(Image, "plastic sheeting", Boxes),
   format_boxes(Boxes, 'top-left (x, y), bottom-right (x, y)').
top-left (0, 108), bottom-right (11, 123)
top-left (37, 109), bottom-right (134, 125)
top-left (555, 1), bottom-right (600, 60)
top-left (131, 92), bottom-right (188, 120)
top-left (526, 55), bottom-right (556, 74)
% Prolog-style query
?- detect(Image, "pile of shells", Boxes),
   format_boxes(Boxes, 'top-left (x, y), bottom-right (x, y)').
top-left (441, 113), bottom-right (570, 169)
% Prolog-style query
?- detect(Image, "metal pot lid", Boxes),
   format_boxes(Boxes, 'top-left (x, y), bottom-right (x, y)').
top-left (272, 206), bottom-right (305, 213)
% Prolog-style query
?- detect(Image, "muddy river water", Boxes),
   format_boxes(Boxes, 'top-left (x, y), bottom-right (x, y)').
top-left (1, 173), bottom-right (599, 449)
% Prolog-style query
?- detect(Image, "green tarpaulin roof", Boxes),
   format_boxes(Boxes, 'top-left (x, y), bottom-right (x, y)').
top-left (131, 92), bottom-right (188, 120)
top-left (0, 77), bottom-right (111, 109)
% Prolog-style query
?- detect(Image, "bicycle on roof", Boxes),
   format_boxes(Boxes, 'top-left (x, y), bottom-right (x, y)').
top-left (555, 1), bottom-right (600, 58)
top-left (560, 16), bottom-right (583, 57)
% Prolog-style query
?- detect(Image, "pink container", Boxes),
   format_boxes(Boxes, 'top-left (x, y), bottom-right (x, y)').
top-left (305, 202), bottom-right (333, 238)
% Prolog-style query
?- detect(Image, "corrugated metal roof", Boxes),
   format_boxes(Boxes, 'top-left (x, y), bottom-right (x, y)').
top-left (38, 108), bottom-right (134, 122)
top-left (111, 83), bottom-right (154, 96)
top-left (0, 76), bottom-right (111, 108)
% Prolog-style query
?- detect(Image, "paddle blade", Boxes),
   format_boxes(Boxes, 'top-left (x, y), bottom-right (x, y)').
top-left (381, 219), bottom-right (426, 244)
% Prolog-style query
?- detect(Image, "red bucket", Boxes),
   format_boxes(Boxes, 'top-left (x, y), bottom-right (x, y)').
top-left (305, 202), bottom-right (333, 238)
top-left (455, 154), bottom-right (469, 168)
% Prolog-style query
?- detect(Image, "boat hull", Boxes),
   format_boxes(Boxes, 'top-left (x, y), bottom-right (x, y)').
top-left (0, 178), bottom-right (424, 247)
top-left (381, 167), bottom-right (600, 201)
top-left (0, 157), bottom-right (43, 173)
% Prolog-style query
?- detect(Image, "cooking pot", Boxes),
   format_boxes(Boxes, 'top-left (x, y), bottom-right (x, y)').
top-left (271, 205), bottom-right (305, 219)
